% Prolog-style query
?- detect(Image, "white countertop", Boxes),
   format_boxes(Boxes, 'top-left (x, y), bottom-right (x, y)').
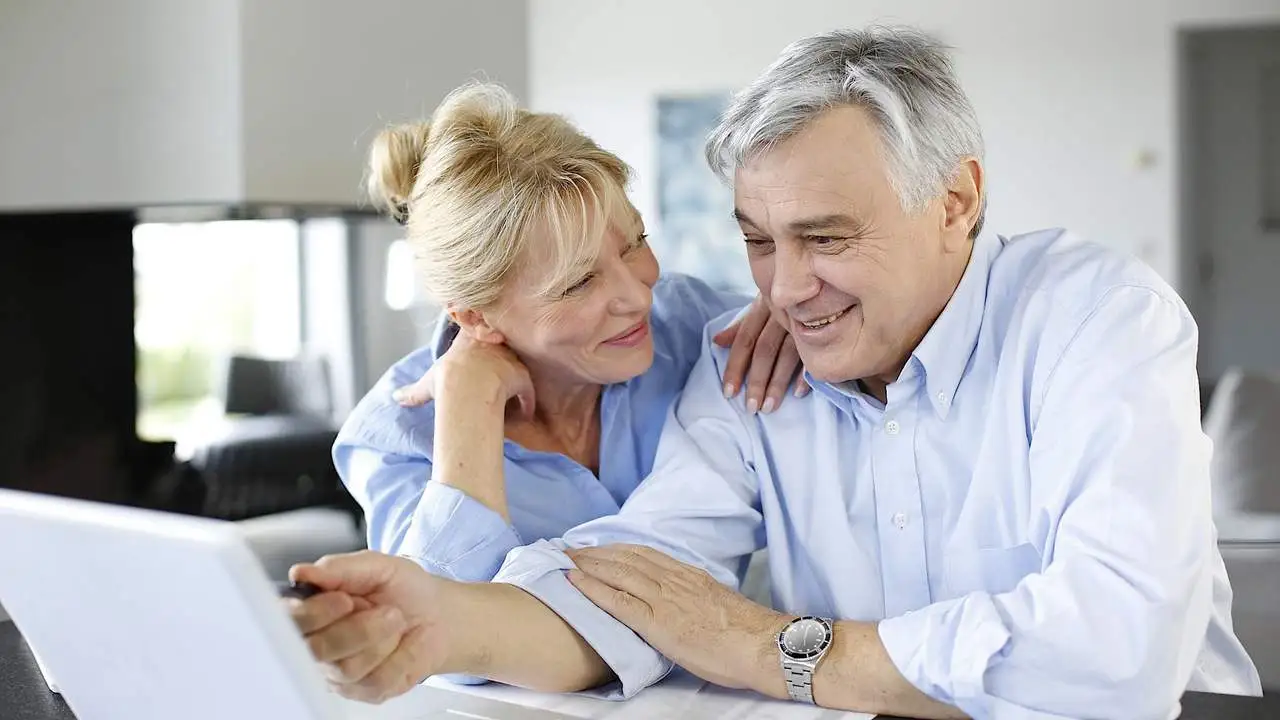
top-left (341, 669), bottom-right (872, 720)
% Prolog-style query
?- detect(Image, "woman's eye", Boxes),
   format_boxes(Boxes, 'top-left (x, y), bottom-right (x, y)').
top-left (625, 233), bottom-right (648, 254)
top-left (562, 273), bottom-right (595, 297)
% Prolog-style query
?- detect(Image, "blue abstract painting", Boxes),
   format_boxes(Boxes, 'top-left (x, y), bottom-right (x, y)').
top-left (656, 94), bottom-right (757, 294)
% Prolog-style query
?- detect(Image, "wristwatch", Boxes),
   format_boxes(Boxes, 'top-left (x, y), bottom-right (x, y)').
top-left (777, 615), bottom-right (833, 704)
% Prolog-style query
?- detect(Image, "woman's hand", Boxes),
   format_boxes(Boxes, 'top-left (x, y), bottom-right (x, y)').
top-left (392, 330), bottom-right (535, 420)
top-left (715, 295), bottom-right (810, 413)
top-left (390, 328), bottom-right (530, 522)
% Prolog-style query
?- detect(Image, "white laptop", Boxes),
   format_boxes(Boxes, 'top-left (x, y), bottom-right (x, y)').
top-left (0, 488), bottom-right (578, 720)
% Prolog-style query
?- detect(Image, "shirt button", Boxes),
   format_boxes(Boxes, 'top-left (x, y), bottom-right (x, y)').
top-left (885, 419), bottom-right (901, 435)
top-left (936, 392), bottom-right (949, 406)
top-left (892, 512), bottom-right (908, 529)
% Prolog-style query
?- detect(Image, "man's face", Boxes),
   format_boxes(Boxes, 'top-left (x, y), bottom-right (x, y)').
top-left (734, 106), bottom-right (973, 385)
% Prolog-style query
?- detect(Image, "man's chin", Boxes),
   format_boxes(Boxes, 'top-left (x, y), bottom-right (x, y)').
top-left (797, 362), bottom-right (861, 386)
top-left (795, 348), bottom-right (861, 386)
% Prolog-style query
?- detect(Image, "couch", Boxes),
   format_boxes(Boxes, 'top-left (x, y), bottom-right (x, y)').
top-left (1204, 368), bottom-right (1280, 692)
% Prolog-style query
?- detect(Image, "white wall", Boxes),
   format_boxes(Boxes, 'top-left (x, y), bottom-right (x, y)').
top-left (0, 0), bottom-right (243, 209)
top-left (529, 0), bottom-right (1280, 284)
top-left (239, 0), bottom-right (529, 206)
top-left (0, 0), bottom-right (528, 210)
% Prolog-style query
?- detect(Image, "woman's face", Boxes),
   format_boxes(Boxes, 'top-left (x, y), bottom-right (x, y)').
top-left (478, 211), bottom-right (660, 388)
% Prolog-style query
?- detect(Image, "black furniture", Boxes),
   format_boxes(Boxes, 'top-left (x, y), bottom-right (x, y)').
top-left (3, 621), bottom-right (1276, 720)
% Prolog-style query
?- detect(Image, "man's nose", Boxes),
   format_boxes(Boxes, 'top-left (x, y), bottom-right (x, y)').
top-left (770, 245), bottom-right (819, 310)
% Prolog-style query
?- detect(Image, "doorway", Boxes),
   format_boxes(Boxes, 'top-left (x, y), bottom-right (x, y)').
top-left (1179, 26), bottom-right (1280, 383)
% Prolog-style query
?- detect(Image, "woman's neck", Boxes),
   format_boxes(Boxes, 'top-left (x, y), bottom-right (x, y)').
top-left (528, 375), bottom-right (602, 433)
top-left (505, 372), bottom-right (603, 471)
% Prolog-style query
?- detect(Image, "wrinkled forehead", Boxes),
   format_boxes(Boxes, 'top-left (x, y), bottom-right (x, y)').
top-left (733, 107), bottom-right (893, 230)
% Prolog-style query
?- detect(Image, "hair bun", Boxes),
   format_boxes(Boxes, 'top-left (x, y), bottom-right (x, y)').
top-left (366, 122), bottom-right (431, 221)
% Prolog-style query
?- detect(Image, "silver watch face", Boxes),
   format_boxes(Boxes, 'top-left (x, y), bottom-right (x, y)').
top-left (779, 617), bottom-right (831, 660)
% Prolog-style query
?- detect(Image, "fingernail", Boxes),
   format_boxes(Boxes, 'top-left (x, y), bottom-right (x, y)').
top-left (761, 397), bottom-right (776, 413)
top-left (391, 389), bottom-right (407, 403)
top-left (566, 569), bottom-right (584, 584)
top-left (723, 383), bottom-right (735, 398)
top-left (746, 397), bottom-right (759, 414)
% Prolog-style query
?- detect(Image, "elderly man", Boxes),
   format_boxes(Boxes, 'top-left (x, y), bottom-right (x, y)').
top-left (289, 26), bottom-right (1261, 719)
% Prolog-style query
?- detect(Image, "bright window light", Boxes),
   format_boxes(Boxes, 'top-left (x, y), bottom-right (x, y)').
top-left (384, 239), bottom-right (418, 311)
top-left (133, 219), bottom-right (302, 441)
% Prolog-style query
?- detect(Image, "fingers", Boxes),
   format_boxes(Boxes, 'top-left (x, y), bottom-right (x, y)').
top-left (291, 550), bottom-right (398, 597)
top-left (721, 299), bottom-right (771, 399)
top-left (306, 605), bottom-right (406, 665)
top-left (568, 546), bottom-right (666, 597)
top-left (325, 621), bottom-right (405, 686)
top-left (712, 319), bottom-right (741, 348)
top-left (762, 339), bottom-right (802, 411)
top-left (329, 629), bottom-right (427, 705)
top-left (566, 569), bottom-right (655, 634)
top-left (512, 383), bottom-right (537, 423)
top-left (288, 591), bottom-right (356, 635)
top-left (584, 544), bottom-right (691, 575)
top-left (391, 372), bottom-right (435, 407)
top-left (742, 319), bottom-right (787, 413)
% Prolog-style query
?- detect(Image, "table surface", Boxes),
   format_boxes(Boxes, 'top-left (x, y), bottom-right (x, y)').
top-left (3, 620), bottom-right (1276, 720)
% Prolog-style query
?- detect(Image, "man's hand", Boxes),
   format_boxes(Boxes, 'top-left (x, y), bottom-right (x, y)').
top-left (714, 295), bottom-right (811, 413)
top-left (566, 544), bottom-right (787, 694)
top-left (286, 551), bottom-right (480, 704)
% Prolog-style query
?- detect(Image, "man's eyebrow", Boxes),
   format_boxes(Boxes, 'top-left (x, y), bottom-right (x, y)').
top-left (731, 209), bottom-right (867, 234)
top-left (732, 208), bottom-right (759, 228)
top-left (785, 213), bottom-right (866, 234)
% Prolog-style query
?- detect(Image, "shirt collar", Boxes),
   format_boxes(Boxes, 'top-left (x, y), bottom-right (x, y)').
top-left (910, 228), bottom-right (1003, 419)
top-left (429, 312), bottom-right (460, 359)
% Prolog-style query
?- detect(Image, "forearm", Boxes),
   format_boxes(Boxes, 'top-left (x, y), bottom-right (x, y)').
top-left (433, 385), bottom-right (509, 522)
top-left (748, 619), bottom-right (964, 719)
top-left (451, 582), bottom-right (613, 693)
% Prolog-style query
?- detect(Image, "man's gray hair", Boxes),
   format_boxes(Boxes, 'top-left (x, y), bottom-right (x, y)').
top-left (705, 26), bottom-right (986, 235)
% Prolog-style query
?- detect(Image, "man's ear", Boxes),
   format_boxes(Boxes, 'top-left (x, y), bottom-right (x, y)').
top-left (941, 157), bottom-right (984, 249)
top-left (448, 306), bottom-right (506, 345)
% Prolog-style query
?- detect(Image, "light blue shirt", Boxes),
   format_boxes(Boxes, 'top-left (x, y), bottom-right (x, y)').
top-left (333, 273), bottom-right (746, 582)
top-left (492, 229), bottom-right (1262, 720)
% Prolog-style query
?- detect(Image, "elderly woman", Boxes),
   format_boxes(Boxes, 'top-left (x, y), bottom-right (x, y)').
top-left (334, 82), bottom-right (803, 585)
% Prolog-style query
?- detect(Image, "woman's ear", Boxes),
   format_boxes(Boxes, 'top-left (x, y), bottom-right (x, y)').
top-left (448, 306), bottom-right (506, 344)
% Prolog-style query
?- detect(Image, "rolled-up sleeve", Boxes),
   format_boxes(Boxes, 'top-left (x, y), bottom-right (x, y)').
top-left (494, 314), bottom-right (767, 699)
top-left (334, 442), bottom-right (520, 583)
top-left (879, 286), bottom-right (1220, 720)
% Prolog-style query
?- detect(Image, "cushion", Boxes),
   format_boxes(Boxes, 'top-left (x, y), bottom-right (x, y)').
top-left (1204, 368), bottom-right (1280, 515)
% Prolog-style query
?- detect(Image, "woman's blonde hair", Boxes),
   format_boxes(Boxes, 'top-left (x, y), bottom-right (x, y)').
top-left (367, 82), bottom-right (635, 309)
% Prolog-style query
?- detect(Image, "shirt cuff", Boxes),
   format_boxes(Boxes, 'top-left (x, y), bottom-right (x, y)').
top-left (399, 482), bottom-right (521, 582)
top-left (494, 540), bottom-right (674, 699)
top-left (877, 594), bottom-right (1012, 714)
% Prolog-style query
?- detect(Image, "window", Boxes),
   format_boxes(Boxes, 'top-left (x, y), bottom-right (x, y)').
top-left (133, 220), bottom-right (302, 442)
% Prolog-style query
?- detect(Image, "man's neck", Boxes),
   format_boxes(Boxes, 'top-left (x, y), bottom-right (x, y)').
top-left (856, 239), bottom-right (977, 405)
